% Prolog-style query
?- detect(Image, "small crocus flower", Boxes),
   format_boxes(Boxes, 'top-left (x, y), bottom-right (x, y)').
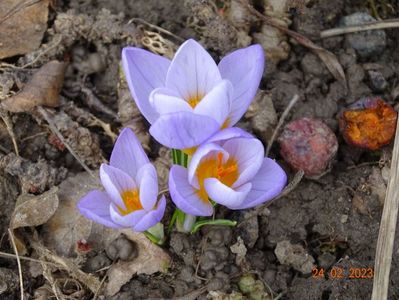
top-left (122, 39), bottom-right (264, 150)
top-left (168, 134), bottom-right (287, 216)
top-left (77, 128), bottom-right (166, 232)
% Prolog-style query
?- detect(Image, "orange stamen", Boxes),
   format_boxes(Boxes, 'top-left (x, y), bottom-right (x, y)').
top-left (195, 152), bottom-right (239, 202)
top-left (187, 93), bottom-right (204, 108)
top-left (118, 189), bottom-right (142, 215)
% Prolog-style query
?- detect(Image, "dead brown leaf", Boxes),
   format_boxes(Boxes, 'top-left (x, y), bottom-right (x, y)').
top-left (0, 0), bottom-right (50, 59)
top-left (105, 229), bottom-right (171, 296)
top-left (10, 187), bottom-right (59, 230)
top-left (41, 172), bottom-right (101, 257)
top-left (9, 187), bottom-right (59, 254)
top-left (41, 172), bottom-right (171, 296)
top-left (1, 61), bottom-right (66, 112)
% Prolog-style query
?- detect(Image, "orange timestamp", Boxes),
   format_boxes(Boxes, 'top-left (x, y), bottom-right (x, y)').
top-left (312, 266), bottom-right (374, 279)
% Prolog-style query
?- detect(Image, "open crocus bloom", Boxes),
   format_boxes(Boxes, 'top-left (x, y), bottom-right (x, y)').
top-left (122, 39), bottom-right (264, 149)
top-left (78, 128), bottom-right (166, 232)
top-left (168, 135), bottom-right (287, 216)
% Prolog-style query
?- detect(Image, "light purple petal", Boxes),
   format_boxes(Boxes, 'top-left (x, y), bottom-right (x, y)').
top-left (77, 190), bottom-right (121, 228)
top-left (133, 196), bottom-right (166, 232)
top-left (233, 158), bottom-right (287, 209)
top-left (188, 142), bottom-right (228, 189)
top-left (110, 128), bottom-right (149, 179)
top-left (100, 164), bottom-right (137, 210)
top-left (205, 127), bottom-right (253, 144)
top-left (222, 138), bottom-right (264, 188)
top-left (218, 44), bottom-right (264, 125)
top-left (122, 47), bottom-right (170, 124)
top-left (169, 165), bottom-right (213, 216)
top-left (150, 87), bottom-right (192, 115)
top-left (194, 80), bottom-right (232, 126)
top-left (136, 163), bottom-right (158, 211)
top-left (166, 39), bottom-right (222, 100)
top-left (109, 204), bottom-right (147, 228)
top-left (204, 179), bottom-right (251, 208)
top-left (149, 111), bottom-right (220, 149)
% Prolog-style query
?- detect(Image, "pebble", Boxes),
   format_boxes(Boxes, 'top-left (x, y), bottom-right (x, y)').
top-left (106, 235), bottom-right (138, 261)
top-left (317, 252), bottom-right (336, 269)
top-left (368, 70), bottom-right (388, 92)
top-left (278, 118), bottom-right (338, 177)
top-left (84, 253), bottom-right (111, 272)
top-left (340, 13), bottom-right (386, 59)
top-left (274, 240), bottom-right (315, 274)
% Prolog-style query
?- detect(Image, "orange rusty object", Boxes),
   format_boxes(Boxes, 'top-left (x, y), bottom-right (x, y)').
top-left (339, 98), bottom-right (397, 150)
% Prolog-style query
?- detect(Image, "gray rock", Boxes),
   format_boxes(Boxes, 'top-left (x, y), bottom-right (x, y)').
top-left (106, 235), bottom-right (138, 261)
top-left (274, 240), bottom-right (315, 274)
top-left (317, 252), bottom-right (336, 269)
top-left (368, 70), bottom-right (388, 92)
top-left (340, 13), bottom-right (386, 59)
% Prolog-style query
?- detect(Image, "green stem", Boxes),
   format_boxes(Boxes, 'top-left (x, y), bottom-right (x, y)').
top-left (191, 219), bottom-right (237, 234)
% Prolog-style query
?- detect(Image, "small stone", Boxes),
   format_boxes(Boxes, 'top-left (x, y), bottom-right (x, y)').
top-left (278, 118), bottom-right (338, 177)
top-left (340, 214), bottom-right (349, 224)
top-left (340, 13), bottom-right (386, 59)
top-left (274, 240), bottom-right (315, 274)
top-left (85, 253), bottom-right (111, 272)
top-left (106, 235), bottom-right (138, 261)
top-left (368, 70), bottom-right (388, 92)
top-left (317, 252), bottom-right (336, 269)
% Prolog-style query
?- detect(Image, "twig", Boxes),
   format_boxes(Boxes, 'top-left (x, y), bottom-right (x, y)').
top-left (92, 274), bottom-right (107, 300)
top-left (371, 118), bottom-right (399, 300)
top-left (0, 110), bottom-right (19, 155)
top-left (8, 229), bottom-right (24, 300)
top-left (241, 0), bottom-right (346, 87)
top-left (321, 19), bottom-right (399, 38)
top-left (0, 251), bottom-right (61, 267)
top-left (37, 106), bottom-right (95, 178)
top-left (266, 94), bottom-right (299, 156)
top-left (128, 18), bottom-right (185, 42)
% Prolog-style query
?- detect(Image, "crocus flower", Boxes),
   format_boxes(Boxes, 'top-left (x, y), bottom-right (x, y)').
top-left (168, 135), bottom-right (287, 216)
top-left (77, 128), bottom-right (166, 231)
top-left (122, 39), bottom-right (264, 150)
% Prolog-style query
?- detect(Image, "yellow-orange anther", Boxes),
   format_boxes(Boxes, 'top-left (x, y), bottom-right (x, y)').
top-left (196, 152), bottom-right (239, 201)
top-left (118, 189), bottom-right (142, 215)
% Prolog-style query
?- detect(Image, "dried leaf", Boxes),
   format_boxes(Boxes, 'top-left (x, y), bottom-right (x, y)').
top-left (0, 0), bottom-right (49, 59)
top-left (9, 187), bottom-right (59, 254)
top-left (41, 172), bottom-right (101, 257)
top-left (10, 187), bottom-right (59, 230)
top-left (41, 172), bottom-right (171, 293)
top-left (105, 229), bottom-right (171, 296)
top-left (1, 61), bottom-right (66, 112)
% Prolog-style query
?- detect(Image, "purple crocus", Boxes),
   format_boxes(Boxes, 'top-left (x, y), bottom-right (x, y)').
top-left (122, 39), bottom-right (264, 150)
top-left (78, 128), bottom-right (166, 232)
top-left (168, 134), bottom-right (287, 216)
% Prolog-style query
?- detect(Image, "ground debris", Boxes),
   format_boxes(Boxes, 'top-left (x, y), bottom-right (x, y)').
top-left (38, 109), bottom-right (104, 168)
top-left (244, 91), bottom-right (277, 145)
top-left (0, 152), bottom-right (67, 193)
top-left (19, 9), bottom-right (139, 68)
top-left (0, 0), bottom-right (50, 59)
top-left (185, 0), bottom-right (244, 54)
top-left (1, 61), bottom-right (66, 112)
top-left (275, 240), bottom-right (315, 274)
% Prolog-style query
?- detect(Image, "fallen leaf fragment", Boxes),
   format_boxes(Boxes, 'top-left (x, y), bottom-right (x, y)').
top-left (41, 172), bottom-right (171, 296)
top-left (1, 61), bottom-right (66, 112)
top-left (41, 172), bottom-right (101, 257)
top-left (0, 0), bottom-right (50, 59)
top-left (105, 229), bottom-right (171, 296)
top-left (10, 187), bottom-right (59, 230)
